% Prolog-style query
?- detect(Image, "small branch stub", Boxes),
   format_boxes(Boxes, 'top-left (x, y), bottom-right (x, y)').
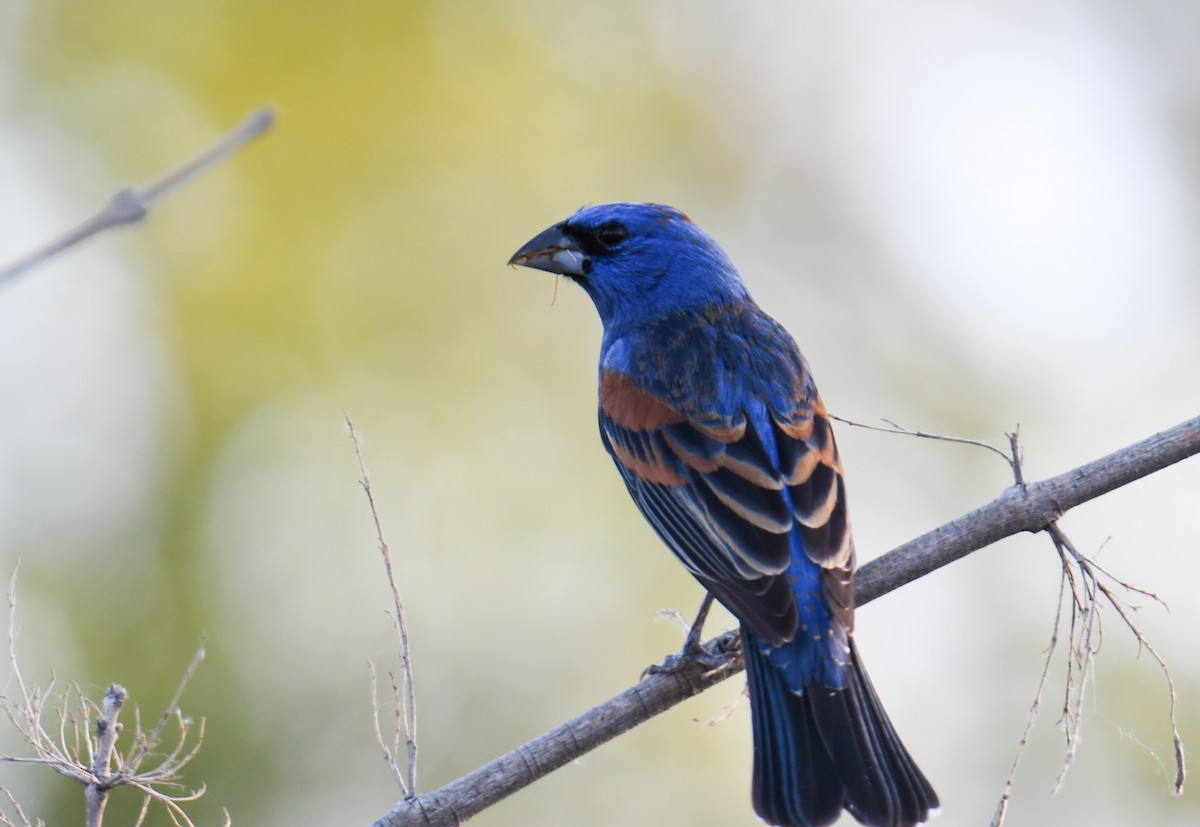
top-left (85, 683), bottom-right (128, 827)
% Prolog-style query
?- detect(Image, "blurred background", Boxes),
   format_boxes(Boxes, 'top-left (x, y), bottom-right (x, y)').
top-left (1, 1), bottom-right (1197, 824)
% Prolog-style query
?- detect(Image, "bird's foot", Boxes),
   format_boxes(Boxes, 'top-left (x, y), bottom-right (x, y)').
top-left (642, 593), bottom-right (731, 677)
top-left (642, 646), bottom-right (731, 678)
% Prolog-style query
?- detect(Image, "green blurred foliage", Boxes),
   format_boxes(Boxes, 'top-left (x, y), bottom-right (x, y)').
top-left (4, 2), bottom-right (756, 824)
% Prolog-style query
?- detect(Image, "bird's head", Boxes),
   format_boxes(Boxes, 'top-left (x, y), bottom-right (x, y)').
top-left (508, 202), bottom-right (748, 330)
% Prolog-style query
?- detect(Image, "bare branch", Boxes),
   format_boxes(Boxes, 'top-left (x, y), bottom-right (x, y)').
top-left (0, 105), bottom-right (276, 288)
top-left (371, 415), bottom-right (1200, 827)
top-left (855, 415), bottom-right (1200, 604)
top-left (85, 684), bottom-right (127, 827)
top-left (346, 413), bottom-right (418, 797)
top-left (376, 632), bottom-right (744, 827)
top-left (1, 574), bottom-right (213, 826)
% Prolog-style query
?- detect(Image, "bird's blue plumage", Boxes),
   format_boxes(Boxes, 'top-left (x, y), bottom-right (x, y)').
top-left (510, 202), bottom-right (937, 827)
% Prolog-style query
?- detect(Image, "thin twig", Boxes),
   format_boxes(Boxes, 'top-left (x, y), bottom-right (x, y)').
top-left (830, 413), bottom-right (1017, 472)
top-left (0, 105), bottom-right (276, 288)
top-left (124, 641), bottom-right (207, 775)
top-left (346, 413), bottom-right (419, 797)
top-left (990, 568), bottom-right (1069, 827)
top-left (131, 794), bottom-right (152, 827)
top-left (1048, 526), bottom-right (1099, 793)
top-left (6, 570), bottom-right (28, 713)
top-left (368, 660), bottom-right (406, 790)
top-left (0, 783), bottom-right (39, 827)
top-left (1053, 530), bottom-right (1185, 796)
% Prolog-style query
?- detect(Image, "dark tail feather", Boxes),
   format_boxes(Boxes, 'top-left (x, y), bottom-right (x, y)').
top-left (745, 633), bottom-right (938, 827)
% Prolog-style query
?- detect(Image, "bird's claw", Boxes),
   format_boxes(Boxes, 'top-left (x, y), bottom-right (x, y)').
top-left (642, 593), bottom-right (731, 678)
top-left (641, 641), bottom-right (731, 679)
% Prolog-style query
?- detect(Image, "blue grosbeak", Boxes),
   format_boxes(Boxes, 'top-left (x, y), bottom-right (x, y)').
top-left (510, 203), bottom-right (937, 827)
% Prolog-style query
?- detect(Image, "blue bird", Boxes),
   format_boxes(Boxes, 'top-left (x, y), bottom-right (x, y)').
top-left (509, 203), bottom-right (937, 827)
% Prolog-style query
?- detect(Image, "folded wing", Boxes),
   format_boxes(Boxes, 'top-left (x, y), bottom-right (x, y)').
top-left (599, 367), bottom-right (855, 645)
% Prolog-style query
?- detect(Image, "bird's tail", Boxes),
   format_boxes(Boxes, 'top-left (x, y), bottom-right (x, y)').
top-left (744, 631), bottom-right (938, 827)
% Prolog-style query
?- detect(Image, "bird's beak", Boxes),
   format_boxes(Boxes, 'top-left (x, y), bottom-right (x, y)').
top-left (508, 223), bottom-right (587, 277)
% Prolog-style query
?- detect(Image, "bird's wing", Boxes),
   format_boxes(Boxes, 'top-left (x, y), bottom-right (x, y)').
top-left (599, 367), bottom-right (855, 645)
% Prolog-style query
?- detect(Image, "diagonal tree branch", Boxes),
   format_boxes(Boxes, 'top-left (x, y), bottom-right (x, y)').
top-left (0, 106), bottom-right (275, 288)
top-left (371, 415), bottom-right (1200, 827)
top-left (857, 414), bottom-right (1200, 603)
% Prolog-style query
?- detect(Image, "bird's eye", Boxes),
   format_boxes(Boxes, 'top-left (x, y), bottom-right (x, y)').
top-left (594, 222), bottom-right (628, 250)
